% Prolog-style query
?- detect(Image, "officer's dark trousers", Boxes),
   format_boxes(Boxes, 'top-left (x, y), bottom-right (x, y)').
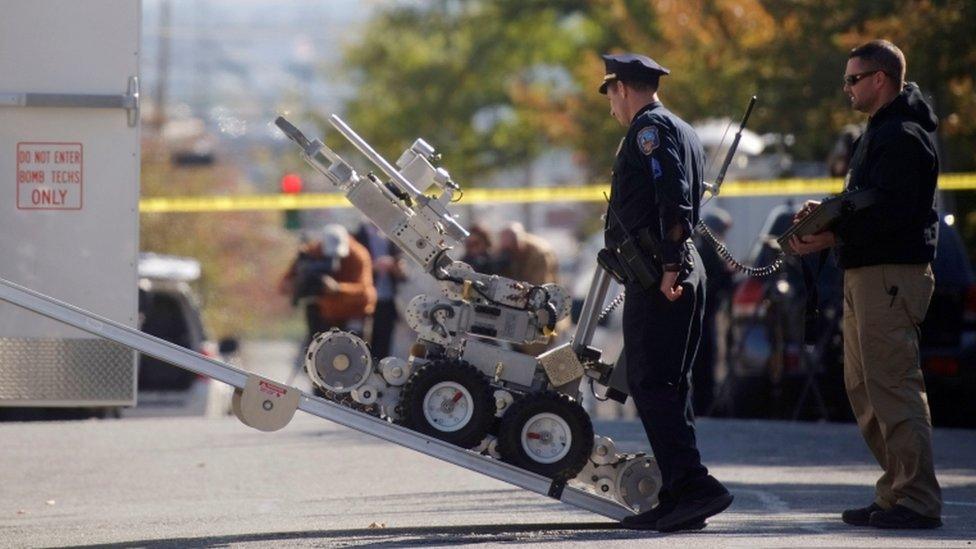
top-left (624, 248), bottom-right (709, 498)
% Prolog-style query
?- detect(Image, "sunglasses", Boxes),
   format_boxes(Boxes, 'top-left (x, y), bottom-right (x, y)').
top-left (843, 69), bottom-right (883, 87)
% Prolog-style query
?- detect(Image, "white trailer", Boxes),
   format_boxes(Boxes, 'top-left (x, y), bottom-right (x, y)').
top-left (0, 0), bottom-right (141, 408)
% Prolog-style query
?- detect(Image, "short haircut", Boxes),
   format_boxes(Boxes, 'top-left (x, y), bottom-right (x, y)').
top-left (849, 40), bottom-right (906, 85)
top-left (621, 76), bottom-right (659, 94)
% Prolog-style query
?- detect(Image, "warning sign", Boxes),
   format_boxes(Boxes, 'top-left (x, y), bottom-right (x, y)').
top-left (16, 142), bottom-right (83, 210)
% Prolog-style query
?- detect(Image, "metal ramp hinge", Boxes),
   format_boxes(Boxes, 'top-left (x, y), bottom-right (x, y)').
top-left (232, 375), bottom-right (300, 432)
top-left (547, 478), bottom-right (567, 499)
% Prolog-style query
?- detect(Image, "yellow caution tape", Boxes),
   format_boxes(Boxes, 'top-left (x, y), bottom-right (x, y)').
top-left (139, 173), bottom-right (976, 213)
top-left (140, 193), bottom-right (350, 213)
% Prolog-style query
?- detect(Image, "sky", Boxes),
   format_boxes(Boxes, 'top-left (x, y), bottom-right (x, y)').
top-left (141, 0), bottom-right (397, 143)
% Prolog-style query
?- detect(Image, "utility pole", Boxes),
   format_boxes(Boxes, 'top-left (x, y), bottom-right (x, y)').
top-left (154, 0), bottom-right (172, 132)
top-left (193, 0), bottom-right (211, 116)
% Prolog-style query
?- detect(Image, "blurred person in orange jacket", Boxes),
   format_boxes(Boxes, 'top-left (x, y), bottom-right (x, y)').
top-left (279, 224), bottom-right (377, 344)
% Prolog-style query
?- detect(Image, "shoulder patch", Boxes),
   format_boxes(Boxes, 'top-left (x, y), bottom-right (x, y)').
top-left (637, 126), bottom-right (659, 156)
top-left (651, 157), bottom-right (663, 179)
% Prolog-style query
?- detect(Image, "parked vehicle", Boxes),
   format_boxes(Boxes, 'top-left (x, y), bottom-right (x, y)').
top-left (915, 223), bottom-right (976, 427)
top-left (124, 253), bottom-right (239, 418)
top-left (0, 254), bottom-right (239, 421)
top-left (720, 206), bottom-right (976, 427)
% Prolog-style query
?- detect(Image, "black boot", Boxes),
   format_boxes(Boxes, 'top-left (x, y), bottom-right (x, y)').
top-left (869, 504), bottom-right (942, 529)
top-left (620, 502), bottom-right (675, 530)
top-left (621, 490), bottom-right (707, 531)
top-left (655, 476), bottom-right (733, 532)
top-left (841, 502), bottom-right (884, 526)
top-left (621, 490), bottom-right (677, 530)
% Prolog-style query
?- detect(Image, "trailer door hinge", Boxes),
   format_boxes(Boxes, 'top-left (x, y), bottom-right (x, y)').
top-left (0, 76), bottom-right (140, 127)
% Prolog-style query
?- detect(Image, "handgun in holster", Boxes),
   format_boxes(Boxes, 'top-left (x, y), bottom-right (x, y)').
top-left (600, 197), bottom-right (665, 292)
top-left (621, 232), bottom-right (661, 290)
top-left (597, 247), bottom-right (630, 284)
top-left (599, 232), bottom-right (662, 291)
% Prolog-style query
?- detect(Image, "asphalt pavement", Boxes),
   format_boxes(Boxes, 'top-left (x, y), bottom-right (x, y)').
top-left (0, 340), bottom-right (973, 547)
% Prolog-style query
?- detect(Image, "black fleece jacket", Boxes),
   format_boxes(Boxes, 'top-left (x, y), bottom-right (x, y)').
top-left (834, 82), bottom-right (939, 269)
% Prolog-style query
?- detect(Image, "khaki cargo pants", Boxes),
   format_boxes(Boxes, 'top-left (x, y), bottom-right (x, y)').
top-left (843, 263), bottom-right (941, 518)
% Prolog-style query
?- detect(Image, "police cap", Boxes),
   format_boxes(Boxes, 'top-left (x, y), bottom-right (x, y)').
top-left (599, 53), bottom-right (670, 94)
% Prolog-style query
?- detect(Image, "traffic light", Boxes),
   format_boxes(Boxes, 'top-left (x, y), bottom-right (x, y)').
top-left (281, 173), bottom-right (303, 194)
top-left (281, 173), bottom-right (302, 230)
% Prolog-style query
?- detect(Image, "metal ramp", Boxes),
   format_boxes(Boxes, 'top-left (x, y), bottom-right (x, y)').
top-left (0, 276), bottom-right (631, 521)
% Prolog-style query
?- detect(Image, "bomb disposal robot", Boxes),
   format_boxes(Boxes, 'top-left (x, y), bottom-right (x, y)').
top-left (275, 116), bottom-right (659, 511)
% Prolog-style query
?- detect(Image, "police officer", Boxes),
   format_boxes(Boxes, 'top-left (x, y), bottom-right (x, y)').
top-left (600, 53), bottom-right (733, 531)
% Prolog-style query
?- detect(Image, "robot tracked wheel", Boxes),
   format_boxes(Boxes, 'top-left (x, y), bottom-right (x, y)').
top-left (497, 392), bottom-right (594, 480)
top-left (397, 359), bottom-right (497, 449)
top-left (615, 456), bottom-right (662, 512)
top-left (579, 438), bottom-right (663, 513)
top-left (305, 329), bottom-right (373, 394)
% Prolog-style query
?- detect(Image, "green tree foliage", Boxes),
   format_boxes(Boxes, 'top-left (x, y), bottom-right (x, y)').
top-left (756, 0), bottom-right (976, 170)
top-left (342, 0), bottom-right (976, 181)
top-left (342, 0), bottom-right (590, 183)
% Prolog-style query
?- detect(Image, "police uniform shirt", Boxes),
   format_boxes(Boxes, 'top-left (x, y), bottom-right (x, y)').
top-left (607, 102), bottom-right (705, 266)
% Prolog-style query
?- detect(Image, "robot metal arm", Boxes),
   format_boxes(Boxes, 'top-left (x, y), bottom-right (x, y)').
top-left (275, 115), bottom-right (465, 274)
top-left (275, 116), bottom-right (570, 350)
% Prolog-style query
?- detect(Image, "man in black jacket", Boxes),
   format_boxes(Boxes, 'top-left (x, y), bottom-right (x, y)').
top-left (791, 40), bottom-right (942, 530)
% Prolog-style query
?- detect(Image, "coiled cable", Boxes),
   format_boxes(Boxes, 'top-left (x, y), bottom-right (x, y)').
top-left (696, 219), bottom-right (785, 278)
top-left (597, 288), bottom-right (626, 323)
top-left (593, 221), bottom-right (784, 326)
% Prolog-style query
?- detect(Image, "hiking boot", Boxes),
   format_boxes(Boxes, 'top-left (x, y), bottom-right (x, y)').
top-left (869, 504), bottom-right (942, 529)
top-left (841, 502), bottom-right (884, 526)
top-left (620, 491), bottom-right (677, 530)
top-left (620, 505), bottom-right (671, 530)
top-left (655, 491), bottom-right (733, 532)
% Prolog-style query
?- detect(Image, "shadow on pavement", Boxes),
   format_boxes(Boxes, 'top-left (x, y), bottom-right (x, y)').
top-left (62, 512), bottom-right (975, 548)
top-left (67, 522), bottom-right (661, 548)
top-left (594, 418), bottom-right (976, 469)
top-left (723, 481), bottom-right (974, 540)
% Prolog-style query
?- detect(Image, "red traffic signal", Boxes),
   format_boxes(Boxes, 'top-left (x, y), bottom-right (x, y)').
top-left (280, 173), bottom-right (303, 194)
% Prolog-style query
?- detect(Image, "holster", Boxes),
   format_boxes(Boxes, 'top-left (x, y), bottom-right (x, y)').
top-left (599, 227), bottom-right (664, 291)
top-left (597, 248), bottom-right (630, 284)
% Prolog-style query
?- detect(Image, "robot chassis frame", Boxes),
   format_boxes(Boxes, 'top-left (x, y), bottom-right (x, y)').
top-left (277, 115), bottom-right (659, 509)
top-left (0, 115), bottom-right (660, 521)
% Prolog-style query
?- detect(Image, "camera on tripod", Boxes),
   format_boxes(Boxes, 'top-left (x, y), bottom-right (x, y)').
top-left (291, 253), bottom-right (340, 305)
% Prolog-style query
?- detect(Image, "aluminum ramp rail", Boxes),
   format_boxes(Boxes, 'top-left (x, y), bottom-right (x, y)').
top-left (0, 277), bottom-right (631, 521)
